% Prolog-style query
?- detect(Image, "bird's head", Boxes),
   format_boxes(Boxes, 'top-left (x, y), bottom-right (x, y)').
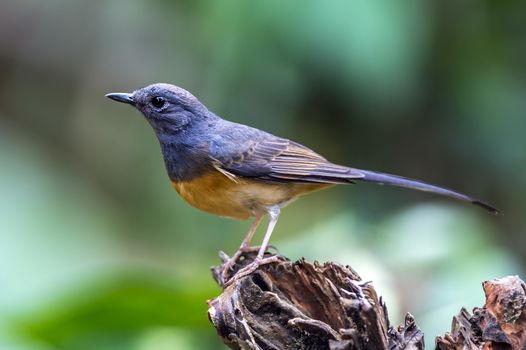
top-left (106, 83), bottom-right (213, 134)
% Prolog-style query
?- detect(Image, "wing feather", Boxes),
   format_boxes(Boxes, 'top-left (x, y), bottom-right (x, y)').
top-left (209, 129), bottom-right (363, 184)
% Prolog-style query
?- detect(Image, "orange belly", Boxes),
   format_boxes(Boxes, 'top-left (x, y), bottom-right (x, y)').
top-left (171, 171), bottom-right (331, 220)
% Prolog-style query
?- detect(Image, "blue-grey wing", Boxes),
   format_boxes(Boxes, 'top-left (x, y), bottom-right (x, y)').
top-left (208, 124), bottom-right (363, 184)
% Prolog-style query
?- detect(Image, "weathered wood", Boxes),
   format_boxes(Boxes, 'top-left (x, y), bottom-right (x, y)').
top-left (208, 251), bottom-right (424, 350)
top-left (207, 251), bottom-right (525, 350)
top-left (436, 275), bottom-right (526, 350)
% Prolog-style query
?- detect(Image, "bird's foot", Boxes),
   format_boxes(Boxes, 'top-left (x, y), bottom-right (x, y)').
top-left (224, 255), bottom-right (280, 288)
top-left (220, 246), bottom-right (260, 284)
top-left (220, 245), bottom-right (279, 285)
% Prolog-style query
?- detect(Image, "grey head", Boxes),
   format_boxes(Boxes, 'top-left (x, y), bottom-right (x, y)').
top-left (106, 83), bottom-right (222, 181)
top-left (106, 83), bottom-right (217, 135)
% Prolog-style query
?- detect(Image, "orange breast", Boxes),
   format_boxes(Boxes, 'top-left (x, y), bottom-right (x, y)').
top-left (171, 171), bottom-right (331, 220)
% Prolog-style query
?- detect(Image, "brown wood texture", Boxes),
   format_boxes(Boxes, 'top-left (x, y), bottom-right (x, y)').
top-left (436, 276), bottom-right (526, 350)
top-left (208, 252), bottom-right (525, 350)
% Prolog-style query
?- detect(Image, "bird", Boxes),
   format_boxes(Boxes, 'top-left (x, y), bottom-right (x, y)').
top-left (106, 83), bottom-right (499, 283)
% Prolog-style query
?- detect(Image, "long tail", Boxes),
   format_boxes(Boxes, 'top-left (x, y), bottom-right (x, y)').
top-left (354, 169), bottom-right (500, 214)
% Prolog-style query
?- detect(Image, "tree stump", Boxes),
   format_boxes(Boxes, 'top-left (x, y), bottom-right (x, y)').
top-left (436, 275), bottom-right (526, 350)
top-left (208, 251), bottom-right (525, 350)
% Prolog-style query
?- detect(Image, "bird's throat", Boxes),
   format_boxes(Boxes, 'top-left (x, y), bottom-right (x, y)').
top-left (159, 139), bottom-right (208, 182)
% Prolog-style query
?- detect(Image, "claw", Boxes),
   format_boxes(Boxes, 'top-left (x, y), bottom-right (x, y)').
top-left (224, 255), bottom-right (280, 287)
top-left (218, 250), bottom-right (230, 263)
top-left (220, 246), bottom-right (267, 284)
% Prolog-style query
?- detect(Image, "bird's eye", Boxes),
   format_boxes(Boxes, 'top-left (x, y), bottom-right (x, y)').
top-left (150, 96), bottom-right (166, 108)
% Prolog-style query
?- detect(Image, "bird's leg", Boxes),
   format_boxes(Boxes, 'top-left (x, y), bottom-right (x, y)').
top-left (221, 214), bottom-right (263, 283)
top-left (239, 214), bottom-right (264, 252)
top-left (225, 205), bottom-right (281, 285)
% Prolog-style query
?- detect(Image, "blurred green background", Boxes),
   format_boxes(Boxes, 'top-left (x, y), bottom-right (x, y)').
top-left (1, 1), bottom-right (525, 349)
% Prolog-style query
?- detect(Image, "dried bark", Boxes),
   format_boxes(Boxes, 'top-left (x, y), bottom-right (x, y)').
top-left (207, 251), bottom-right (525, 350)
top-left (436, 276), bottom-right (526, 350)
top-left (208, 251), bottom-right (423, 350)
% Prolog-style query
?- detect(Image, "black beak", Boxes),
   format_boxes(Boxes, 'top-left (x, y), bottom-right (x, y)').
top-left (105, 92), bottom-right (135, 105)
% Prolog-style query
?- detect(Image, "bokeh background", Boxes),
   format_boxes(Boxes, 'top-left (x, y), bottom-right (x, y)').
top-left (1, 1), bottom-right (525, 349)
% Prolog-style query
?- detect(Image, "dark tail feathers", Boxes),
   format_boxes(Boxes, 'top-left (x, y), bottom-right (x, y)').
top-left (355, 169), bottom-right (500, 215)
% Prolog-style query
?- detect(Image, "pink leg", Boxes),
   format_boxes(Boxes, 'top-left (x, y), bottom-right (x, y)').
top-left (221, 214), bottom-right (264, 283)
top-left (239, 214), bottom-right (264, 251)
top-left (255, 206), bottom-right (280, 260)
top-left (225, 206), bottom-right (281, 285)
